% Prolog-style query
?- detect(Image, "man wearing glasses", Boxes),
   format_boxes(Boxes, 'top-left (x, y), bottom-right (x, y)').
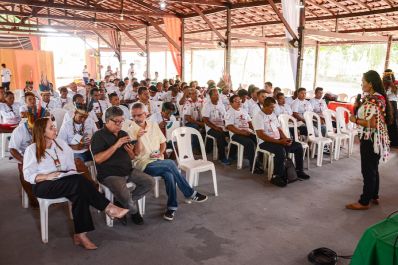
top-left (91, 106), bottom-right (154, 225)
top-left (123, 103), bottom-right (208, 221)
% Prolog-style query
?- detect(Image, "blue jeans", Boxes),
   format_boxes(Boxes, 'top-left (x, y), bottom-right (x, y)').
top-left (74, 150), bottom-right (92, 162)
top-left (144, 159), bottom-right (195, 210)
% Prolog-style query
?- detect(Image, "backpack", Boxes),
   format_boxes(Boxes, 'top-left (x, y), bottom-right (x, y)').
top-left (285, 158), bottom-right (298, 183)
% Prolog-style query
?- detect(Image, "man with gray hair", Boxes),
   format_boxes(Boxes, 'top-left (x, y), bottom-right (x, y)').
top-left (91, 106), bottom-right (155, 225)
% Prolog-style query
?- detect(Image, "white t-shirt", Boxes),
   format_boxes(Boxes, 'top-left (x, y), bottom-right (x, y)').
top-left (148, 112), bottom-right (177, 124)
top-left (40, 99), bottom-right (59, 112)
top-left (225, 107), bottom-right (251, 130)
top-left (0, 102), bottom-right (21, 124)
top-left (58, 118), bottom-right (98, 153)
top-left (9, 122), bottom-right (32, 154)
top-left (182, 100), bottom-right (203, 124)
top-left (285, 97), bottom-right (294, 106)
top-left (241, 100), bottom-right (250, 115)
top-left (163, 92), bottom-right (179, 104)
top-left (82, 68), bottom-right (89, 78)
top-left (23, 139), bottom-right (76, 184)
top-left (57, 97), bottom-right (72, 108)
top-left (202, 101), bottom-right (226, 132)
top-left (252, 111), bottom-right (281, 144)
top-left (291, 98), bottom-right (313, 115)
top-left (274, 104), bottom-right (293, 117)
top-left (1, 68), bottom-right (11, 83)
top-left (249, 102), bottom-right (263, 118)
top-left (309, 98), bottom-right (328, 115)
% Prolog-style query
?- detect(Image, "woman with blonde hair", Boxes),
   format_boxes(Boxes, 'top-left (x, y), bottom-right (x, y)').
top-left (23, 117), bottom-right (129, 249)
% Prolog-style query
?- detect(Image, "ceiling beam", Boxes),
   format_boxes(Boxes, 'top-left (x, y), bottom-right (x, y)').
top-left (93, 30), bottom-right (119, 54)
top-left (326, 0), bottom-right (351, 13)
top-left (267, 0), bottom-right (298, 40)
top-left (0, 10), bottom-right (145, 25)
top-left (306, 0), bottom-right (334, 15)
top-left (168, 0), bottom-right (228, 7)
top-left (145, 16), bottom-right (181, 50)
top-left (350, 0), bottom-right (371, 10)
top-left (0, 0), bottom-right (176, 17)
top-left (118, 25), bottom-right (146, 52)
top-left (0, 21), bottom-right (112, 31)
top-left (191, 5), bottom-right (226, 41)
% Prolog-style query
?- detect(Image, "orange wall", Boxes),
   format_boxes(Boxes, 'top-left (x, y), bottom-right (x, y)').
top-left (0, 49), bottom-right (55, 90)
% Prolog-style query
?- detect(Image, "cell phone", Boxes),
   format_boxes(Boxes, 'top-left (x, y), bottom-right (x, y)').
top-left (130, 140), bottom-right (137, 145)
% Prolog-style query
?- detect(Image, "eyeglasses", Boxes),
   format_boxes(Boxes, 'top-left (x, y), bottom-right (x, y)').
top-left (110, 118), bottom-right (124, 125)
top-left (132, 113), bottom-right (144, 118)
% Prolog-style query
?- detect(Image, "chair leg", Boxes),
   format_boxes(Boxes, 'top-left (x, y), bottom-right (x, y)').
top-left (22, 188), bottom-right (29, 209)
top-left (306, 147), bottom-right (310, 169)
top-left (211, 166), bottom-right (218, 196)
top-left (251, 150), bottom-right (258, 174)
top-left (138, 196), bottom-right (145, 216)
top-left (39, 200), bottom-right (49, 243)
top-left (194, 172), bottom-right (199, 187)
top-left (104, 188), bottom-right (113, 227)
top-left (330, 142), bottom-right (334, 164)
top-left (154, 178), bottom-right (159, 198)
top-left (187, 171), bottom-right (195, 187)
top-left (317, 144), bottom-right (323, 167)
top-left (226, 142), bottom-right (231, 159)
top-left (267, 156), bottom-right (274, 181)
top-left (1, 134), bottom-right (5, 158)
top-left (237, 145), bottom-right (244, 170)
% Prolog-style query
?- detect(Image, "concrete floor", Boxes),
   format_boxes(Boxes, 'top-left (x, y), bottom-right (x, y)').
top-left (0, 146), bottom-right (397, 265)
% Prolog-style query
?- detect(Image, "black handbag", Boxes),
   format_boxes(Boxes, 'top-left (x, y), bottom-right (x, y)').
top-left (307, 247), bottom-right (338, 265)
top-left (285, 158), bottom-right (298, 183)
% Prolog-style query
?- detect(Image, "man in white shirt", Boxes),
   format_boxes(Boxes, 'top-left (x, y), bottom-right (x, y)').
top-left (264, 81), bottom-right (273, 97)
top-left (274, 92), bottom-right (293, 117)
top-left (202, 88), bottom-right (230, 165)
top-left (253, 97), bottom-right (310, 187)
top-left (225, 95), bottom-right (263, 174)
top-left (128, 63), bottom-right (135, 80)
top-left (107, 93), bottom-right (130, 120)
top-left (309, 87), bottom-right (328, 136)
top-left (88, 87), bottom-right (108, 127)
top-left (40, 90), bottom-right (58, 112)
top-left (247, 85), bottom-right (259, 114)
top-left (19, 81), bottom-right (39, 105)
top-left (58, 86), bottom-right (72, 108)
top-left (1, 63), bottom-right (11, 91)
top-left (137, 86), bottom-right (159, 115)
top-left (67, 82), bottom-right (85, 100)
top-left (163, 85), bottom-right (179, 105)
top-left (291, 87), bottom-right (313, 135)
top-left (149, 85), bottom-right (161, 101)
top-left (237, 89), bottom-right (250, 114)
top-left (58, 104), bottom-right (98, 162)
top-left (82, 65), bottom-right (90, 84)
top-left (182, 88), bottom-right (204, 128)
top-left (0, 91), bottom-right (21, 125)
top-left (19, 91), bottom-right (49, 119)
top-left (148, 102), bottom-right (177, 128)
top-left (105, 66), bottom-right (113, 78)
top-left (124, 81), bottom-right (140, 106)
top-left (249, 89), bottom-right (267, 118)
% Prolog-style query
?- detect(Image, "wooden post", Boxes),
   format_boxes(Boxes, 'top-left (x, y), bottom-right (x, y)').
top-left (117, 31), bottom-right (122, 79)
top-left (313, 41), bottom-right (320, 90)
top-left (295, 0), bottom-right (306, 90)
top-left (263, 42), bottom-right (268, 84)
top-left (384, 35), bottom-right (393, 70)
top-left (181, 18), bottom-right (185, 81)
top-left (225, 8), bottom-right (232, 78)
top-left (190, 49), bottom-right (194, 81)
top-left (97, 35), bottom-right (101, 80)
top-left (165, 49), bottom-right (168, 78)
top-left (146, 25), bottom-right (150, 79)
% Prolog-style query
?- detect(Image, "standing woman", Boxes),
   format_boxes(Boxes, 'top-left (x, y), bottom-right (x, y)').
top-left (347, 70), bottom-right (391, 210)
top-left (383, 69), bottom-right (398, 146)
top-left (23, 118), bottom-right (129, 249)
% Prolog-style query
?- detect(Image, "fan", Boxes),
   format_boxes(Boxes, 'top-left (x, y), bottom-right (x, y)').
top-left (217, 40), bottom-right (226, 48)
top-left (137, 51), bottom-right (147, 57)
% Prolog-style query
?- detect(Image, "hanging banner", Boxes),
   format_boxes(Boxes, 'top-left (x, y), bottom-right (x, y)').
top-left (163, 17), bottom-right (182, 76)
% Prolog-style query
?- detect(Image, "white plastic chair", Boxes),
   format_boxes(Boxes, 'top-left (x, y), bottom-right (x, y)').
top-left (226, 131), bottom-right (244, 169)
top-left (303, 111), bottom-right (334, 167)
top-left (322, 109), bottom-right (351, 160)
top-left (278, 114), bottom-right (310, 169)
top-left (51, 108), bottom-right (67, 131)
top-left (337, 93), bottom-right (348, 102)
top-left (89, 147), bottom-right (147, 227)
top-left (37, 197), bottom-right (72, 243)
top-left (252, 131), bottom-right (275, 181)
top-left (204, 132), bottom-right (218, 161)
top-left (171, 127), bottom-right (218, 196)
top-left (335, 107), bottom-right (357, 155)
top-left (1, 132), bottom-right (12, 158)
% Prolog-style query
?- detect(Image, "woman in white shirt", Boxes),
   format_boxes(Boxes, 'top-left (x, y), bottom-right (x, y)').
top-left (383, 69), bottom-right (398, 146)
top-left (23, 118), bottom-right (128, 249)
top-left (291, 88), bottom-right (313, 136)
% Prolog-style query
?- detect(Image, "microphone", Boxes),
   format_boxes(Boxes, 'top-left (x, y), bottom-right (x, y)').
top-left (354, 93), bottom-right (361, 115)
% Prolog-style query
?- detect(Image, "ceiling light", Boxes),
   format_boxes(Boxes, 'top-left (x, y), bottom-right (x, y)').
top-left (159, 1), bottom-right (166, 10)
top-left (120, 13), bottom-right (124, 20)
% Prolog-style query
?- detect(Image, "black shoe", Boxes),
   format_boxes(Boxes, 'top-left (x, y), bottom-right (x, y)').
top-left (252, 165), bottom-right (264, 175)
top-left (191, 192), bottom-right (208, 203)
top-left (163, 209), bottom-right (176, 221)
top-left (296, 171), bottom-right (310, 180)
top-left (270, 175), bottom-right (287, 187)
top-left (131, 212), bottom-right (144, 225)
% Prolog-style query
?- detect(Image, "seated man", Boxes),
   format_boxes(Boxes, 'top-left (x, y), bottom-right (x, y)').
top-left (19, 81), bottom-right (39, 105)
top-left (57, 86), bottom-right (72, 108)
top-left (202, 88), bottom-right (230, 165)
top-left (291, 87), bottom-right (313, 135)
top-left (309, 86), bottom-right (328, 136)
top-left (40, 89), bottom-right (58, 111)
top-left (274, 92), bottom-right (293, 117)
top-left (249, 89), bottom-right (267, 118)
top-left (225, 95), bottom-right (263, 174)
top-left (9, 113), bottom-right (38, 207)
top-left (182, 88), bottom-right (204, 129)
top-left (58, 103), bottom-right (98, 162)
top-left (264, 81), bottom-right (273, 97)
top-left (148, 102), bottom-right (177, 133)
top-left (63, 94), bottom-right (99, 127)
top-left (149, 85), bottom-right (160, 101)
top-left (253, 97), bottom-right (310, 187)
top-left (124, 81), bottom-right (140, 105)
top-left (125, 103), bottom-right (208, 221)
top-left (107, 93), bottom-right (130, 120)
top-left (19, 91), bottom-right (49, 119)
top-left (0, 86), bottom-right (5, 103)
top-left (0, 91), bottom-right (21, 126)
top-left (237, 89), bottom-right (250, 114)
top-left (137, 86), bottom-right (158, 115)
top-left (91, 106), bottom-right (154, 225)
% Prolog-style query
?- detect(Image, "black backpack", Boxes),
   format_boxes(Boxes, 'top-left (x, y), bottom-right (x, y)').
top-left (285, 158), bottom-right (298, 183)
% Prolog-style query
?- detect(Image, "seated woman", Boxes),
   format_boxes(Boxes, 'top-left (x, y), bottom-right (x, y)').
top-left (23, 117), bottom-right (129, 249)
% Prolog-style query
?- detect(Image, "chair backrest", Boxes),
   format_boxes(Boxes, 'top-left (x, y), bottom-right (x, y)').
top-left (51, 108), bottom-right (67, 131)
top-left (303, 111), bottom-right (321, 139)
top-left (337, 93), bottom-right (348, 102)
top-left (335, 106), bottom-right (352, 133)
top-left (171, 126), bottom-right (207, 164)
top-left (165, 120), bottom-right (180, 142)
top-left (278, 114), bottom-right (300, 141)
top-left (322, 109), bottom-right (336, 136)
